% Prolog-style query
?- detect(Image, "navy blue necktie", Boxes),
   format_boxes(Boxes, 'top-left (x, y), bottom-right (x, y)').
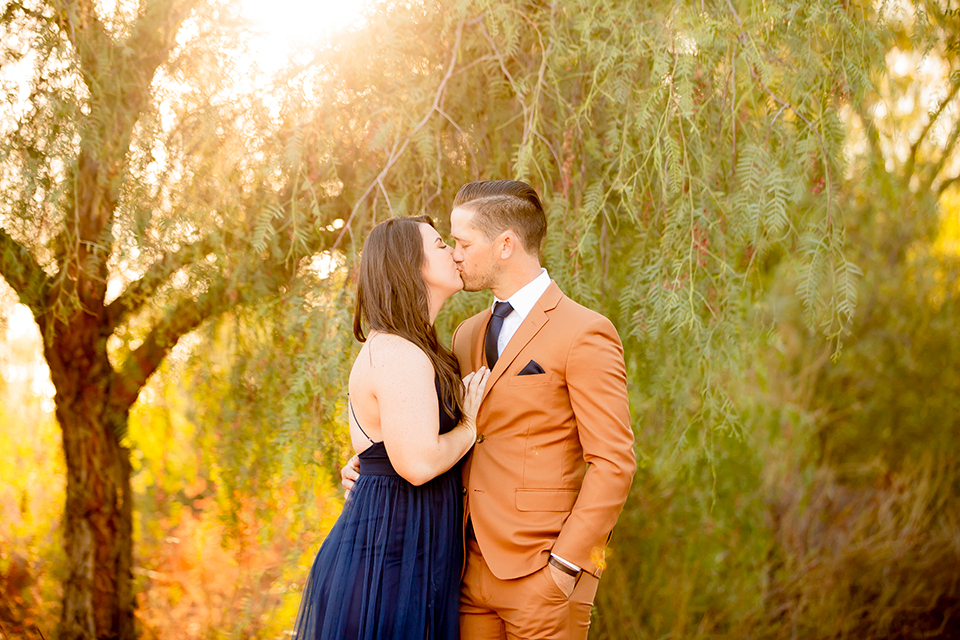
top-left (484, 301), bottom-right (514, 369)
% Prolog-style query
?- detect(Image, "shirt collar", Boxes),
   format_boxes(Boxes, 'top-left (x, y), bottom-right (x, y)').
top-left (492, 269), bottom-right (550, 321)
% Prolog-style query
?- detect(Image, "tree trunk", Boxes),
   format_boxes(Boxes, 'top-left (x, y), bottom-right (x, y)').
top-left (46, 317), bottom-right (136, 640)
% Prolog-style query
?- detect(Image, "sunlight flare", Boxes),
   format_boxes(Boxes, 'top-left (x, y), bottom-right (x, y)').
top-left (241, 0), bottom-right (370, 49)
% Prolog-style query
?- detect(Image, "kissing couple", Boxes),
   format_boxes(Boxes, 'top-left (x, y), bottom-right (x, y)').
top-left (292, 180), bottom-right (636, 640)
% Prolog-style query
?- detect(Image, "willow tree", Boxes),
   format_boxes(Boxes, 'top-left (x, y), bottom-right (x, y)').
top-left (264, 0), bottom-right (880, 448)
top-left (172, 0), bottom-right (882, 632)
top-left (237, 0), bottom-right (880, 632)
top-left (0, 0), bottom-right (338, 636)
top-left (0, 0), bottom-right (882, 636)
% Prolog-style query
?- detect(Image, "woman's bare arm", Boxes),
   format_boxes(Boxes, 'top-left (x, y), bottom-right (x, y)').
top-left (365, 334), bottom-right (487, 486)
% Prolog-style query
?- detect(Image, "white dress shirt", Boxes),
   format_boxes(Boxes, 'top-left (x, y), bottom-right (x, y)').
top-left (491, 268), bottom-right (551, 357)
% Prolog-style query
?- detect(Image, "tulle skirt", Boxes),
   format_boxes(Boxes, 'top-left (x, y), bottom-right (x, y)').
top-left (292, 459), bottom-right (463, 640)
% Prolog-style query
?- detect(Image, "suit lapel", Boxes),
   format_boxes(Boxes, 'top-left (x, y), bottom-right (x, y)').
top-left (480, 282), bottom-right (563, 403)
top-left (468, 309), bottom-right (491, 372)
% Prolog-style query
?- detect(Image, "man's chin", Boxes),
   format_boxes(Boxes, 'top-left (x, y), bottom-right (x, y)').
top-left (458, 275), bottom-right (480, 292)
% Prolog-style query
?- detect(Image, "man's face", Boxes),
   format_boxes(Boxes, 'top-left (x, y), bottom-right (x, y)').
top-left (450, 206), bottom-right (500, 293)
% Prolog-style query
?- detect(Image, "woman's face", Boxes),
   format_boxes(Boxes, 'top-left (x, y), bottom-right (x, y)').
top-left (419, 223), bottom-right (463, 300)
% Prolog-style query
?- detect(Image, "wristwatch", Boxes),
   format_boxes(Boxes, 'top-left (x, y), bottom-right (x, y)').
top-left (548, 553), bottom-right (582, 578)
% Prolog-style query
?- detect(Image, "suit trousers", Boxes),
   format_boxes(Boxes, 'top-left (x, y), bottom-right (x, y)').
top-left (459, 537), bottom-right (599, 640)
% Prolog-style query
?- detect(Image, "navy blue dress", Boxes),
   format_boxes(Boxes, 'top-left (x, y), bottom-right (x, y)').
top-left (292, 383), bottom-right (463, 640)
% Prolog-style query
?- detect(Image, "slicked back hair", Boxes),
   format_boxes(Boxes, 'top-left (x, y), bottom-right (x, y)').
top-left (453, 180), bottom-right (546, 256)
top-left (353, 215), bottom-right (463, 417)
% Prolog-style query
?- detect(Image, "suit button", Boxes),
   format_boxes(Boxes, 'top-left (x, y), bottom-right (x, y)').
top-left (476, 434), bottom-right (485, 443)
top-left (462, 487), bottom-right (467, 495)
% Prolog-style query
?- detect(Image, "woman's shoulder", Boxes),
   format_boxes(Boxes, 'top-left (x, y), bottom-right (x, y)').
top-left (361, 332), bottom-right (432, 373)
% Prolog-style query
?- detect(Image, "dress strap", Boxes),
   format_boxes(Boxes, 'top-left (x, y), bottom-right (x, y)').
top-left (347, 393), bottom-right (375, 444)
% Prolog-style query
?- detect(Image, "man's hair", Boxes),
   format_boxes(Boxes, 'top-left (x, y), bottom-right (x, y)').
top-left (453, 180), bottom-right (546, 255)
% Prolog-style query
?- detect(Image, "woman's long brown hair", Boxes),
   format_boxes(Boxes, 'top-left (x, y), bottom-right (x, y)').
top-left (353, 216), bottom-right (463, 417)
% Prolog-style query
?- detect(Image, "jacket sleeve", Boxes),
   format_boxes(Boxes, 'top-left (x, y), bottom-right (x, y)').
top-left (451, 320), bottom-right (468, 368)
top-left (551, 315), bottom-right (636, 576)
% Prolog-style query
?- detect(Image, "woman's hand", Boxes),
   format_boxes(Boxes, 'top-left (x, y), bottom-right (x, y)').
top-left (460, 367), bottom-right (490, 437)
top-left (341, 453), bottom-right (361, 499)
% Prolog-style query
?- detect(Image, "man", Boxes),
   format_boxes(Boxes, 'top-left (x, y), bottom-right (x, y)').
top-left (344, 180), bottom-right (635, 639)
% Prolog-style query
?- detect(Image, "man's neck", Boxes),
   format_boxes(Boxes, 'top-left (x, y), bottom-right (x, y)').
top-left (492, 264), bottom-right (544, 301)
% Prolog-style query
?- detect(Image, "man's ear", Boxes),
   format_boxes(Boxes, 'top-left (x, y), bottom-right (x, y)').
top-left (497, 231), bottom-right (516, 260)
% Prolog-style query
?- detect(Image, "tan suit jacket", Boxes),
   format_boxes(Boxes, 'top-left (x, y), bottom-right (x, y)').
top-left (452, 281), bottom-right (635, 581)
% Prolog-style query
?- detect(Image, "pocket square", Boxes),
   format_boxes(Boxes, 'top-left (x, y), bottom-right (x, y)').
top-left (518, 359), bottom-right (546, 376)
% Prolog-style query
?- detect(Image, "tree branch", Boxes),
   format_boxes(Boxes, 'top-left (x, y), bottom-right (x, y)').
top-left (854, 101), bottom-right (883, 163)
top-left (105, 234), bottom-right (224, 330)
top-left (2, 0), bottom-right (52, 25)
top-left (48, 0), bottom-right (203, 317)
top-left (107, 164), bottom-right (343, 330)
top-left (332, 18), bottom-right (476, 250)
top-left (851, 100), bottom-right (899, 198)
top-left (0, 228), bottom-right (51, 320)
top-left (920, 118), bottom-right (960, 195)
top-left (109, 280), bottom-right (233, 414)
top-left (905, 76), bottom-right (960, 181)
top-left (106, 207), bottom-right (339, 412)
top-left (937, 173), bottom-right (960, 197)
top-left (107, 239), bottom-right (313, 414)
top-left (126, 0), bottom-right (201, 90)
top-left (48, 0), bottom-right (116, 90)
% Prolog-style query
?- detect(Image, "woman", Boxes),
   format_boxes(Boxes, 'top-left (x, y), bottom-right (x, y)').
top-left (293, 215), bottom-right (488, 640)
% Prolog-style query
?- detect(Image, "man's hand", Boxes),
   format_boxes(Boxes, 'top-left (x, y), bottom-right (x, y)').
top-left (341, 454), bottom-right (360, 499)
top-left (547, 563), bottom-right (576, 598)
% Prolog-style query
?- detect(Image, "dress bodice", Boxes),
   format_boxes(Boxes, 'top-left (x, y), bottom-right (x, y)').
top-left (357, 379), bottom-right (461, 477)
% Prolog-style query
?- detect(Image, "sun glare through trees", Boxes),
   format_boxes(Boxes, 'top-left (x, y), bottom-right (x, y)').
top-left (240, 0), bottom-right (370, 72)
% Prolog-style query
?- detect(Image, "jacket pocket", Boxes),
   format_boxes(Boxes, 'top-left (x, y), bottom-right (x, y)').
top-left (515, 488), bottom-right (579, 512)
top-left (507, 372), bottom-right (557, 387)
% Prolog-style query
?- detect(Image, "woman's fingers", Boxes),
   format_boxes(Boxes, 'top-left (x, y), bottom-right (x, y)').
top-left (468, 367), bottom-right (488, 391)
top-left (463, 367), bottom-right (486, 385)
top-left (340, 453), bottom-right (360, 498)
top-left (473, 368), bottom-right (489, 394)
top-left (460, 368), bottom-right (488, 424)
